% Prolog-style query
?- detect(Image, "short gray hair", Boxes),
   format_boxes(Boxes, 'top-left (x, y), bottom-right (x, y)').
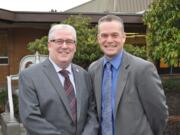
top-left (48, 24), bottom-right (77, 42)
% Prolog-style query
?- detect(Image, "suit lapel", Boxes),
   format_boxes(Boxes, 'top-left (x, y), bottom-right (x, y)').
top-left (114, 52), bottom-right (130, 117)
top-left (94, 58), bottom-right (103, 119)
top-left (42, 59), bottom-right (72, 119)
top-left (71, 64), bottom-right (81, 121)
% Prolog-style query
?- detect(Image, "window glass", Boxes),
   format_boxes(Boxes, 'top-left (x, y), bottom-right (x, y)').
top-left (0, 30), bottom-right (8, 65)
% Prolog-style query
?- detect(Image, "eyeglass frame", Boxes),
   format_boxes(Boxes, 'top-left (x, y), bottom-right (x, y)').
top-left (49, 39), bottom-right (76, 46)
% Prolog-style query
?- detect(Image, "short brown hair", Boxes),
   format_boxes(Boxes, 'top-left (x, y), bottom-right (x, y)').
top-left (98, 15), bottom-right (124, 32)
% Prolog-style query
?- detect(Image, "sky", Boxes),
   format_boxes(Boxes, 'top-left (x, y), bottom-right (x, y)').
top-left (0, 0), bottom-right (90, 12)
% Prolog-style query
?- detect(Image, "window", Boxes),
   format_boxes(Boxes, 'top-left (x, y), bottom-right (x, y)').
top-left (0, 30), bottom-right (8, 65)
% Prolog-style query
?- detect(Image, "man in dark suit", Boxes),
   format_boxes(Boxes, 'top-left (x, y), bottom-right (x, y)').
top-left (19, 24), bottom-right (99, 135)
top-left (88, 15), bottom-right (168, 135)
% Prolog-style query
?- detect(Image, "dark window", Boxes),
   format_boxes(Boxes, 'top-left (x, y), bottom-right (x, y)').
top-left (0, 57), bottom-right (8, 64)
top-left (0, 30), bottom-right (8, 65)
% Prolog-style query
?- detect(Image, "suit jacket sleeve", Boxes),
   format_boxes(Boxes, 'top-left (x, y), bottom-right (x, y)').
top-left (19, 71), bottom-right (62, 135)
top-left (136, 62), bottom-right (168, 135)
top-left (81, 72), bottom-right (99, 135)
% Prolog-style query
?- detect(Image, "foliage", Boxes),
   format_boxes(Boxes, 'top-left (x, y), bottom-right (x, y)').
top-left (27, 15), bottom-right (149, 68)
top-left (62, 15), bottom-right (102, 68)
top-left (0, 89), bottom-right (7, 106)
top-left (162, 79), bottom-right (180, 93)
top-left (124, 44), bottom-right (147, 59)
top-left (13, 94), bottom-right (19, 120)
top-left (27, 36), bottom-right (48, 54)
top-left (0, 87), bottom-right (19, 117)
top-left (143, 0), bottom-right (180, 67)
top-left (27, 15), bottom-right (102, 68)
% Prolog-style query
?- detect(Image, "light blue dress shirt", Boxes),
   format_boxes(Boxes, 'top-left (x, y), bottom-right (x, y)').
top-left (102, 50), bottom-right (124, 135)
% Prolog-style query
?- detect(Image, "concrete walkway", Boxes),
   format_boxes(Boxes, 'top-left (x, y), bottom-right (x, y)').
top-left (0, 124), bottom-right (26, 135)
top-left (0, 126), bottom-right (2, 135)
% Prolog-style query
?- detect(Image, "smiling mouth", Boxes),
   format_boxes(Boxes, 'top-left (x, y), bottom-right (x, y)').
top-left (104, 45), bottom-right (117, 49)
top-left (59, 51), bottom-right (70, 54)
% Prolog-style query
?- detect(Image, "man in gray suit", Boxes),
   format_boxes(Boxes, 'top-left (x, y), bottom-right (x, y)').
top-left (19, 24), bottom-right (99, 135)
top-left (88, 15), bottom-right (168, 135)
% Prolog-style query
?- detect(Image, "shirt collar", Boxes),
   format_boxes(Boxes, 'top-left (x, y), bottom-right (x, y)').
top-left (103, 50), bottom-right (124, 70)
top-left (49, 57), bottom-right (72, 74)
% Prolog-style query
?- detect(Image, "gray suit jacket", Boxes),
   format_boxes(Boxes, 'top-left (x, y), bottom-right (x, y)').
top-left (88, 51), bottom-right (168, 135)
top-left (19, 59), bottom-right (98, 135)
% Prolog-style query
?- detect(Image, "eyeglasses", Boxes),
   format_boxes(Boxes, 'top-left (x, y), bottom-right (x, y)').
top-left (50, 39), bottom-right (76, 46)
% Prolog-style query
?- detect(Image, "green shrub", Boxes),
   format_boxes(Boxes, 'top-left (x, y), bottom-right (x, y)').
top-left (0, 88), bottom-right (19, 116)
top-left (27, 36), bottom-right (48, 54)
top-left (143, 0), bottom-right (180, 66)
top-left (0, 89), bottom-right (8, 108)
top-left (27, 15), bottom-right (148, 68)
top-left (124, 44), bottom-right (147, 60)
top-left (162, 79), bottom-right (180, 93)
top-left (27, 15), bottom-right (102, 68)
top-left (62, 15), bottom-right (102, 68)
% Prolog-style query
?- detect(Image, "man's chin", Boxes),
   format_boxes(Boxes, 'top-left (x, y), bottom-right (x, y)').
top-left (105, 53), bottom-right (116, 58)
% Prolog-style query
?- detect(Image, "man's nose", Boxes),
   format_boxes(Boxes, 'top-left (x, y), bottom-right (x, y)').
top-left (61, 42), bottom-right (68, 47)
top-left (106, 35), bottom-right (113, 42)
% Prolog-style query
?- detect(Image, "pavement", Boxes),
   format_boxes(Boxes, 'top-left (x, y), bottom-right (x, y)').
top-left (0, 126), bottom-right (2, 135)
top-left (0, 123), bottom-right (26, 135)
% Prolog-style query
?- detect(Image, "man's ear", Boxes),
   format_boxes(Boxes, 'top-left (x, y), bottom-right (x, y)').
top-left (122, 33), bottom-right (126, 44)
top-left (47, 42), bottom-right (51, 51)
top-left (97, 34), bottom-right (100, 44)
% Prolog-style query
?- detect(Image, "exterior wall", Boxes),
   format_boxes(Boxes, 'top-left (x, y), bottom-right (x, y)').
top-left (0, 25), bottom-right (178, 87)
top-left (0, 28), bottom-right (48, 88)
top-left (0, 24), bottom-right (146, 88)
top-left (0, 65), bottom-right (9, 88)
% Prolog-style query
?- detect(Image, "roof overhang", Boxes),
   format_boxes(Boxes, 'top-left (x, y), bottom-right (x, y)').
top-left (0, 9), bottom-right (145, 32)
top-left (0, 8), bottom-right (143, 24)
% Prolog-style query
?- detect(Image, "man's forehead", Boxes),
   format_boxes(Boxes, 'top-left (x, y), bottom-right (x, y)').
top-left (100, 31), bottom-right (121, 35)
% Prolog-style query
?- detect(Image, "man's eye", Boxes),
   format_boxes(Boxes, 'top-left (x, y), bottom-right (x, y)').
top-left (56, 40), bottom-right (64, 44)
top-left (111, 34), bottom-right (119, 38)
top-left (66, 40), bottom-right (74, 44)
top-left (101, 34), bottom-right (108, 38)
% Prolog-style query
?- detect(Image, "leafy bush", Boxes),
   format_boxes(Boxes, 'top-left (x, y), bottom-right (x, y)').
top-left (0, 89), bottom-right (7, 109)
top-left (162, 79), bottom-right (180, 93)
top-left (27, 15), bottom-right (102, 68)
top-left (0, 88), bottom-right (19, 118)
top-left (27, 15), bottom-right (148, 68)
top-left (62, 15), bottom-right (102, 68)
top-left (124, 44), bottom-right (147, 60)
top-left (143, 0), bottom-right (180, 66)
top-left (27, 36), bottom-right (48, 54)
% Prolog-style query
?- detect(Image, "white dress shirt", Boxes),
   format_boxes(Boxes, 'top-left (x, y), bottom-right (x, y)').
top-left (49, 57), bottom-right (76, 95)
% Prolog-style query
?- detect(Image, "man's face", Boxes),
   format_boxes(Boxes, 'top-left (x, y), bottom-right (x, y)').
top-left (48, 29), bottom-right (76, 68)
top-left (97, 20), bottom-right (126, 59)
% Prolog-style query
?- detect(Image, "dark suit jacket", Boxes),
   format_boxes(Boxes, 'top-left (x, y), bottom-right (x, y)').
top-left (19, 59), bottom-right (98, 135)
top-left (88, 51), bottom-right (168, 135)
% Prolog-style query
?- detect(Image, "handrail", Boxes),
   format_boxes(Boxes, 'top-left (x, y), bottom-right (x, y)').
top-left (7, 76), bottom-right (15, 120)
top-left (6, 51), bottom-right (48, 121)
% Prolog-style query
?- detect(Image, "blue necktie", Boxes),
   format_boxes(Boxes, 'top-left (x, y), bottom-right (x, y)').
top-left (101, 62), bottom-right (113, 135)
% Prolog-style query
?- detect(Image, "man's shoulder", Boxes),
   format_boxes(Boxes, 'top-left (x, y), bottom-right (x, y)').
top-left (72, 63), bottom-right (87, 73)
top-left (124, 51), bottom-right (152, 66)
top-left (124, 51), bottom-right (156, 75)
top-left (88, 57), bottom-right (103, 71)
top-left (20, 62), bottom-right (44, 76)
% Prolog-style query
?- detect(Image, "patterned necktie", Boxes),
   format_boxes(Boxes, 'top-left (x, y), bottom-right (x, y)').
top-left (59, 70), bottom-right (77, 124)
top-left (101, 62), bottom-right (113, 135)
